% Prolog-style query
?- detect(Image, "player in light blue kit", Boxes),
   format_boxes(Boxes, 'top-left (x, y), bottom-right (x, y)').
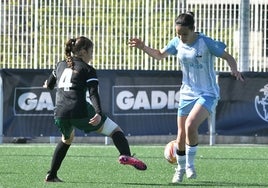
top-left (128, 11), bottom-right (244, 183)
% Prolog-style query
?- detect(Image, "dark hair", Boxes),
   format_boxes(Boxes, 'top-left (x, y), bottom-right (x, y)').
top-left (175, 11), bottom-right (195, 30)
top-left (64, 36), bottom-right (94, 69)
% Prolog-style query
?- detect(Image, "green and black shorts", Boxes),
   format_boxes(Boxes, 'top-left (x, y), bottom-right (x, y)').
top-left (54, 104), bottom-right (107, 139)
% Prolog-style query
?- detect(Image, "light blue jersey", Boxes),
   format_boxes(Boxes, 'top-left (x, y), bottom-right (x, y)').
top-left (164, 33), bottom-right (226, 100)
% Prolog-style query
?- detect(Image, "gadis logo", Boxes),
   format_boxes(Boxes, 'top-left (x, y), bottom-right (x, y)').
top-left (112, 85), bottom-right (180, 115)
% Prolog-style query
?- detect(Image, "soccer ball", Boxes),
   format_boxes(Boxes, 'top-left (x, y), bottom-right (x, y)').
top-left (164, 140), bottom-right (177, 164)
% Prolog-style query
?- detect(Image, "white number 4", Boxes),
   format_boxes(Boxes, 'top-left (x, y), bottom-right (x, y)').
top-left (58, 68), bottom-right (73, 91)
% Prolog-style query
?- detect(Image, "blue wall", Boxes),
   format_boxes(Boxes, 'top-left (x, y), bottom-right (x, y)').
top-left (0, 69), bottom-right (267, 137)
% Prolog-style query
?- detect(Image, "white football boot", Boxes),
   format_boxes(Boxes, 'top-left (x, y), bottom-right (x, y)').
top-left (186, 166), bottom-right (197, 179)
top-left (172, 167), bottom-right (185, 183)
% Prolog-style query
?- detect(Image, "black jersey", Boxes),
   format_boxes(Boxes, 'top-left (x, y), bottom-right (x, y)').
top-left (47, 57), bottom-right (102, 119)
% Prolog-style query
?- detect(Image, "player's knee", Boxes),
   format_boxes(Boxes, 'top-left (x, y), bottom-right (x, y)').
top-left (185, 118), bottom-right (198, 131)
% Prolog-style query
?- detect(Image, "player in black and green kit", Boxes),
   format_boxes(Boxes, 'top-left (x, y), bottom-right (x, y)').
top-left (44, 36), bottom-right (147, 182)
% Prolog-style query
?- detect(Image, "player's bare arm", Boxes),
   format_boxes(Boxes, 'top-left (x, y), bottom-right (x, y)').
top-left (128, 38), bottom-right (169, 60)
top-left (221, 51), bottom-right (244, 81)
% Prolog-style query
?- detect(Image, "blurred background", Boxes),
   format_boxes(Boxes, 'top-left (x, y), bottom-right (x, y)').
top-left (1, 0), bottom-right (267, 71)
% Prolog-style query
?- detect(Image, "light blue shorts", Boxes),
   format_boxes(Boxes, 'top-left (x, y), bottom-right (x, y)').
top-left (177, 96), bottom-right (218, 117)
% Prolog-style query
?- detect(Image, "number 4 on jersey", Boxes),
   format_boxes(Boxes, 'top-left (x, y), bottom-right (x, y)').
top-left (58, 68), bottom-right (73, 91)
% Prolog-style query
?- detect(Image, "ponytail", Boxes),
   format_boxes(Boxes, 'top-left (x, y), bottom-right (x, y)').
top-left (65, 38), bottom-right (76, 69)
top-left (64, 36), bottom-right (94, 69)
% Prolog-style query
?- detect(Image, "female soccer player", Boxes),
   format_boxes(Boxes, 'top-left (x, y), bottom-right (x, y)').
top-left (128, 12), bottom-right (244, 183)
top-left (44, 36), bottom-right (146, 182)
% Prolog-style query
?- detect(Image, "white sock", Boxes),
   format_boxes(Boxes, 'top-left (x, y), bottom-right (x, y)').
top-left (186, 145), bottom-right (198, 169)
top-left (176, 154), bottom-right (186, 170)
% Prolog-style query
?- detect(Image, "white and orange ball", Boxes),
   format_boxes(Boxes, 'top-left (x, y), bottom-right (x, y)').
top-left (164, 140), bottom-right (177, 164)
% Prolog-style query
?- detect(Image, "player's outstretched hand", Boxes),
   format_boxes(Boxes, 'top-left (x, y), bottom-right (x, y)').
top-left (128, 38), bottom-right (145, 50)
top-left (43, 80), bottom-right (48, 88)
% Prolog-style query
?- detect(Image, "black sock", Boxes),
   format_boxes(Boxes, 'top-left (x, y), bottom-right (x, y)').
top-left (48, 141), bottom-right (70, 178)
top-left (111, 131), bottom-right (131, 156)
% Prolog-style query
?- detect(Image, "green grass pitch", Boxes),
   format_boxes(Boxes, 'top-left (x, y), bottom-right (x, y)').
top-left (0, 144), bottom-right (267, 188)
